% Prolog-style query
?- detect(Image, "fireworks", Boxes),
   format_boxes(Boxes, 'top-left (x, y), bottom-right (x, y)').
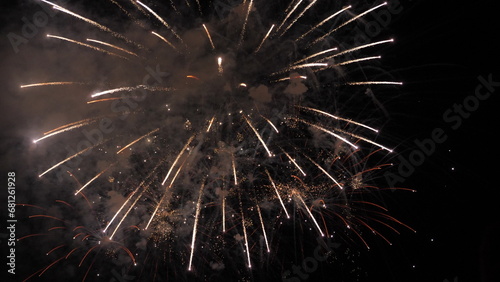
top-left (20, 0), bottom-right (413, 280)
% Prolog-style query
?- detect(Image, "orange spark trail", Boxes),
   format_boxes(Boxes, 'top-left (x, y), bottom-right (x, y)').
top-left (202, 24), bottom-right (215, 50)
top-left (79, 246), bottom-right (98, 267)
top-left (46, 244), bottom-right (66, 255)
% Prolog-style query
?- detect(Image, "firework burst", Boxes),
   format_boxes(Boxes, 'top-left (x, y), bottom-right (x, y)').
top-left (20, 0), bottom-right (413, 280)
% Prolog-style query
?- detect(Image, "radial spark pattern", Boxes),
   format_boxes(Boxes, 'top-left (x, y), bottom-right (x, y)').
top-left (20, 0), bottom-right (413, 280)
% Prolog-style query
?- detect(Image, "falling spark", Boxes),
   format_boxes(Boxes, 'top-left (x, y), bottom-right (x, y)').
top-left (105, 191), bottom-right (137, 234)
top-left (161, 135), bottom-right (195, 186)
top-left (273, 63), bottom-right (328, 76)
top-left (309, 2), bottom-right (388, 47)
top-left (33, 119), bottom-right (97, 143)
top-left (188, 182), bottom-right (205, 271)
top-left (279, 0), bottom-right (317, 37)
top-left (256, 205), bottom-right (270, 253)
top-left (295, 193), bottom-right (324, 237)
top-left (241, 209), bottom-right (251, 268)
top-left (41, 1), bottom-right (143, 49)
top-left (296, 106), bottom-right (379, 133)
top-left (222, 190), bottom-right (226, 233)
top-left (86, 38), bottom-right (139, 57)
top-left (136, 0), bottom-right (183, 42)
top-left (202, 24), bottom-right (215, 50)
top-left (110, 190), bottom-right (145, 240)
top-left (206, 116), bottom-right (216, 132)
top-left (346, 81), bottom-right (403, 86)
top-left (280, 147), bottom-right (307, 177)
top-left (47, 34), bottom-right (127, 59)
top-left (87, 97), bottom-right (122, 104)
top-left (242, 114), bottom-right (273, 157)
top-left (276, 0), bottom-right (302, 32)
top-left (255, 24), bottom-right (275, 53)
top-left (303, 154), bottom-right (343, 189)
top-left (326, 56), bottom-right (381, 68)
top-left (232, 155), bottom-right (238, 185)
top-left (238, 0), bottom-right (253, 47)
top-left (316, 39), bottom-right (394, 62)
top-left (20, 82), bottom-right (82, 88)
top-left (295, 5), bottom-right (352, 41)
top-left (39, 143), bottom-right (98, 177)
top-left (75, 163), bottom-right (114, 195)
top-left (292, 48), bottom-right (338, 66)
top-left (334, 128), bottom-right (394, 152)
top-left (91, 85), bottom-right (172, 98)
top-left (265, 169), bottom-right (290, 219)
top-left (117, 128), bottom-right (159, 154)
top-left (151, 31), bottom-right (177, 50)
top-left (261, 115), bottom-right (279, 133)
top-left (290, 117), bottom-right (359, 149)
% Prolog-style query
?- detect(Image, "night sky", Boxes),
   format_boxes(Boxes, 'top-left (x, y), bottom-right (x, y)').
top-left (1, 1), bottom-right (499, 282)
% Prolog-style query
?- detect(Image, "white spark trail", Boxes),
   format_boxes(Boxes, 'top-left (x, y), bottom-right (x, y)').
top-left (316, 39), bottom-right (394, 62)
top-left (296, 106), bottom-right (379, 133)
top-left (241, 209), bottom-right (252, 268)
top-left (304, 154), bottom-right (343, 189)
top-left (161, 135), bottom-right (195, 185)
top-left (276, 0), bottom-right (302, 32)
top-left (290, 117), bottom-right (359, 149)
top-left (47, 35), bottom-right (127, 60)
top-left (255, 24), bottom-right (275, 53)
top-left (265, 169), bottom-right (290, 219)
top-left (309, 2), bottom-right (388, 47)
top-left (346, 81), bottom-right (403, 86)
top-left (243, 114), bottom-right (273, 157)
top-left (293, 48), bottom-right (338, 66)
top-left (86, 39), bottom-right (138, 57)
top-left (136, 1), bottom-right (183, 43)
top-left (188, 182), bottom-right (205, 271)
top-left (75, 163), bottom-right (115, 195)
top-left (279, 0), bottom-right (317, 37)
top-left (91, 85), bottom-right (173, 98)
top-left (20, 82), bottom-right (82, 88)
top-left (280, 147), bottom-right (307, 177)
top-left (117, 128), bottom-right (160, 154)
top-left (257, 205), bottom-right (270, 253)
top-left (151, 31), bottom-right (177, 51)
top-left (238, 0), bottom-right (253, 47)
top-left (295, 193), bottom-right (324, 237)
top-left (295, 5), bottom-right (351, 41)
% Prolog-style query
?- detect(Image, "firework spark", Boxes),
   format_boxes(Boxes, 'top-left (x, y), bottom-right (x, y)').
top-left (21, 1), bottom-right (412, 280)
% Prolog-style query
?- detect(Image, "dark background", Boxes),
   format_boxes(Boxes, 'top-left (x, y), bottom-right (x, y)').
top-left (1, 0), bottom-right (499, 281)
